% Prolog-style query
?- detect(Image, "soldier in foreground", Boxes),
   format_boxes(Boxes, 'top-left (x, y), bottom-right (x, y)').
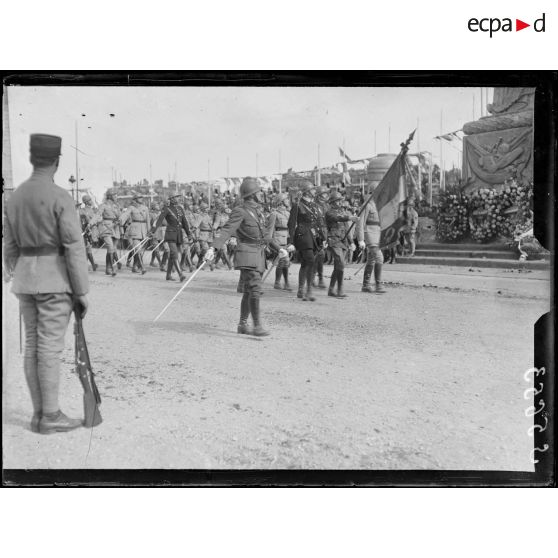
top-left (150, 193), bottom-right (191, 282)
top-left (356, 195), bottom-right (386, 293)
top-left (205, 177), bottom-right (286, 337)
top-left (325, 191), bottom-right (358, 298)
top-left (3, 134), bottom-right (89, 434)
top-left (79, 194), bottom-right (101, 271)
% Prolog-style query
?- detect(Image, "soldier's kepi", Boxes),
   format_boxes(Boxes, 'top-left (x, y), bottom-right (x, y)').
top-left (205, 177), bottom-right (286, 337)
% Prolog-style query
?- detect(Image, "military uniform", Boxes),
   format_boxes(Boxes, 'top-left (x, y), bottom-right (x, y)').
top-left (211, 178), bottom-right (281, 336)
top-left (79, 198), bottom-right (101, 271)
top-left (98, 195), bottom-right (122, 275)
top-left (121, 196), bottom-right (150, 273)
top-left (269, 198), bottom-right (292, 290)
top-left (197, 204), bottom-right (214, 269)
top-left (356, 198), bottom-right (385, 293)
top-left (148, 204), bottom-right (163, 268)
top-left (3, 134), bottom-right (89, 434)
top-left (211, 205), bottom-right (233, 269)
top-left (151, 197), bottom-right (191, 281)
top-left (325, 192), bottom-right (356, 297)
top-left (313, 187), bottom-right (330, 288)
top-left (288, 182), bottom-right (324, 301)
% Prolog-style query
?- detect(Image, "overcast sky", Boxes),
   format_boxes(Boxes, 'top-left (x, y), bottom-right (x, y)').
top-left (5, 86), bottom-right (490, 199)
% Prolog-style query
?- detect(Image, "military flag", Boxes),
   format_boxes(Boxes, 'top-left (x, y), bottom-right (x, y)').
top-left (372, 132), bottom-right (414, 248)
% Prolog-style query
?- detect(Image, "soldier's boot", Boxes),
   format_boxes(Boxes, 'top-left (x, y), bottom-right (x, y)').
top-left (336, 270), bottom-right (348, 298)
top-left (150, 251), bottom-right (158, 267)
top-left (136, 253), bottom-right (147, 275)
top-left (166, 255), bottom-right (176, 281)
top-left (87, 250), bottom-right (97, 271)
top-left (153, 250), bottom-right (162, 268)
top-left (328, 269), bottom-right (338, 297)
top-left (105, 254), bottom-right (116, 276)
top-left (297, 267), bottom-right (305, 299)
top-left (374, 262), bottom-right (386, 293)
top-left (175, 260), bottom-right (186, 282)
top-left (180, 252), bottom-right (187, 271)
top-left (274, 267), bottom-right (283, 290)
top-left (197, 251), bottom-right (206, 269)
top-left (361, 264), bottom-right (375, 293)
top-left (160, 251), bottom-right (168, 272)
top-left (237, 293), bottom-right (250, 334)
top-left (282, 267), bottom-right (293, 291)
top-left (184, 250), bottom-right (195, 273)
top-left (113, 252), bottom-right (122, 270)
top-left (249, 295), bottom-right (270, 337)
top-left (127, 252), bottom-right (134, 268)
top-left (303, 267), bottom-right (316, 301)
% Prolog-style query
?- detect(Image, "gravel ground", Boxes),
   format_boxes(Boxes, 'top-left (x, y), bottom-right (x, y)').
top-left (2, 257), bottom-right (550, 470)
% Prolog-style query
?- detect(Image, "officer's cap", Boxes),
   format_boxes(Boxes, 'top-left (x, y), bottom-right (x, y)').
top-left (30, 134), bottom-right (62, 158)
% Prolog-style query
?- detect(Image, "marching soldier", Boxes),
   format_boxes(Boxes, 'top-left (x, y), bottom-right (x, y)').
top-left (211, 200), bottom-right (233, 270)
top-left (179, 201), bottom-right (195, 272)
top-left (121, 193), bottom-right (150, 274)
top-left (188, 204), bottom-right (202, 268)
top-left (288, 180), bottom-right (325, 301)
top-left (79, 194), bottom-right (101, 271)
top-left (148, 201), bottom-right (163, 268)
top-left (4, 134), bottom-right (89, 434)
top-left (150, 193), bottom-right (191, 282)
top-left (205, 177), bottom-right (285, 337)
top-left (356, 196), bottom-right (386, 293)
top-left (269, 193), bottom-right (294, 291)
top-left (197, 201), bottom-right (214, 270)
top-left (313, 186), bottom-right (330, 289)
top-left (98, 190), bottom-right (122, 276)
top-left (325, 191), bottom-right (358, 298)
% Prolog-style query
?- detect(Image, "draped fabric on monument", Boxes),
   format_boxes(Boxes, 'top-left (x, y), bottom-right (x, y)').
top-left (372, 153), bottom-right (408, 249)
top-left (462, 127), bottom-right (533, 186)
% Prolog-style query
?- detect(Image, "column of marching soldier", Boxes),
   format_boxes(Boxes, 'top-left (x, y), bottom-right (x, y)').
top-left (79, 181), bottom-right (388, 299)
top-left (3, 134), bottom-right (392, 435)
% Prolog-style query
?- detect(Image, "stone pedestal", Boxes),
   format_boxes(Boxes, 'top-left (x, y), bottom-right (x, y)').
top-left (462, 88), bottom-right (534, 189)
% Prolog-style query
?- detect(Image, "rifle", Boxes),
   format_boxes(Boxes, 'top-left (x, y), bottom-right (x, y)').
top-left (74, 305), bottom-right (102, 428)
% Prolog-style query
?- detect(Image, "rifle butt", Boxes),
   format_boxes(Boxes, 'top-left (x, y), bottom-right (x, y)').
top-left (83, 392), bottom-right (103, 428)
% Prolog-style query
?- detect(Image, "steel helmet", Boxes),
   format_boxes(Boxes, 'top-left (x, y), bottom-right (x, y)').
top-left (199, 201), bottom-right (209, 210)
top-left (82, 194), bottom-right (92, 203)
top-left (240, 177), bottom-right (261, 199)
top-left (299, 180), bottom-right (315, 195)
top-left (329, 191), bottom-right (344, 203)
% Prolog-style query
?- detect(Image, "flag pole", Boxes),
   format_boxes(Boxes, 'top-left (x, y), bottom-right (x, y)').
top-left (416, 118), bottom-right (422, 201)
top-left (342, 130), bottom-right (415, 241)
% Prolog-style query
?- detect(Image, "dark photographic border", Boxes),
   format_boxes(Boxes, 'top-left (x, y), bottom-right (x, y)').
top-left (2, 71), bottom-right (555, 486)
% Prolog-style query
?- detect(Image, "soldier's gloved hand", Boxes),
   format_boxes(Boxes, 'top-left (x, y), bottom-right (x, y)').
top-left (148, 230), bottom-right (155, 238)
top-left (358, 240), bottom-right (366, 250)
top-left (286, 244), bottom-right (295, 253)
top-left (229, 237), bottom-right (237, 247)
top-left (323, 241), bottom-right (328, 249)
top-left (278, 248), bottom-right (288, 259)
top-left (204, 248), bottom-right (215, 262)
top-left (350, 215), bottom-right (359, 223)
